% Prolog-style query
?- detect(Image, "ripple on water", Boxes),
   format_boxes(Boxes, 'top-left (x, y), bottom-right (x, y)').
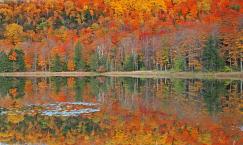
top-left (42, 108), bottom-right (100, 116)
top-left (1, 102), bottom-right (100, 117)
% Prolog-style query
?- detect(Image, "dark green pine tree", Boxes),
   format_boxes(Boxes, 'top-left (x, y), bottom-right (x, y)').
top-left (173, 56), bottom-right (186, 72)
top-left (74, 41), bottom-right (85, 71)
top-left (8, 49), bottom-right (26, 72)
top-left (15, 49), bottom-right (25, 72)
top-left (124, 54), bottom-right (135, 71)
top-left (51, 54), bottom-right (63, 72)
top-left (0, 52), bottom-right (12, 72)
top-left (202, 36), bottom-right (225, 71)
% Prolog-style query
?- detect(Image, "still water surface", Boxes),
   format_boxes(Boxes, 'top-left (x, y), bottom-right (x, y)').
top-left (0, 77), bottom-right (242, 144)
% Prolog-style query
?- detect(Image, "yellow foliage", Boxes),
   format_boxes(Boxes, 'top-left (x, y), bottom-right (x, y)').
top-left (7, 112), bottom-right (24, 124)
top-left (197, 0), bottom-right (212, 12)
top-left (0, 132), bottom-right (14, 142)
top-left (67, 60), bottom-right (75, 71)
top-left (199, 132), bottom-right (212, 145)
top-left (4, 23), bottom-right (24, 45)
top-left (105, 0), bottom-right (166, 17)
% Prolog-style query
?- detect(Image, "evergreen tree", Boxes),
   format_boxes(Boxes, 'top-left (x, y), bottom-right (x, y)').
top-left (173, 56), bottom-right (186, 71)
top-left (124, 55), bottom-right (135, 71)
top-left (8, 49), bottom-right (26, 72)
top-left (0, 52), bottom-right (12, 72)
top-left (51, 54), bottom-right (64, 72)
top-left (15, 49), bottom-right (25, 71)
top-left (74, 41), bottom-right (85, 71)
top-left (124, 53), bottom-right (145, 71)
top-left (202, 36), bottom-right (225, 71)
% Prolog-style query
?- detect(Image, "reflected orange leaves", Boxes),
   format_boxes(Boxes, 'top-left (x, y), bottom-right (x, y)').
top-left (51, 92), bottom-right (67, 102)
top-left (0, 78), bottom-right (242, 144)
top-left (100, 101), bottom-right (229, 145)
top-left (24, 80), bottom-right (33, 95)
top-left (9, 88), bottom-right (17, 98)
top-left (0, 132), bottom-right (14, 143)
top-left (7, 112), bottom-right (24, 124)
top-left (67, 77), bottom-right (75, 88)
top-left (38, 81), bottom-right (48, 89)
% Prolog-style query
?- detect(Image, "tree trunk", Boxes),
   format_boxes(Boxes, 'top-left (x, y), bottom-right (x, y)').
top-left (241, 53), bottom-right (242, 71)
top-left (34, 48), bottom-right (37, 71)
top-left (240, 80), bottom-right (242, 94)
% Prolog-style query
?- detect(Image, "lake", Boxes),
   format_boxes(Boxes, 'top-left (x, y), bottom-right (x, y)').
top-left (0, 77), bottom-right (242, 144)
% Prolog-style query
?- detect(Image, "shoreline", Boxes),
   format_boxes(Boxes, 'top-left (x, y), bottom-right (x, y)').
top-left (0, 71), bottom-right (242, 80)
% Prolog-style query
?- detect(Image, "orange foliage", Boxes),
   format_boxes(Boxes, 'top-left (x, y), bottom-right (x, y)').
top-left (24, 54), bottom-right (33, 69)
top-left (8, 51), bottom-right (17, 61)
top-left (8, 88), bottom-right (17, 98)
top-left (67, 60), bottom-right (75, 71)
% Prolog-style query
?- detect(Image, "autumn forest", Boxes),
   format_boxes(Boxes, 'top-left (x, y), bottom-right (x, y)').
top-left (0, 0), bottom-right (242, 72)
top-left (0, 1), bottom-right (243, 145)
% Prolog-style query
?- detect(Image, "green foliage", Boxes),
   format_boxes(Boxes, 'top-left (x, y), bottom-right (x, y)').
top-left (230, 5), bottom-right (240, 12)
top-left (223, 66), bottom-right (233, 72)
top-left (137, 55), bottom-right (145, 70)
top-left (8, 49), bottom-right (26, 72)
top-left (53, 18), bottom-right (64, 29)
top-left (51, 77), bottom-right (67, 93)
top-left (173, 79), bottom-right (185, 94)
top-left (201, 80), bottom-right (226, 114)
top-left (16, 49), bottom-right (25, 71)
top-left (90, 53), bottom-right (99, 71)
top-left (15, 49), bottom-right (26, 72)
top-left (51, 54), bottom-right (66, 72)
top-left (0, 77), bottom-right (25, 98)
top-left (84, 9), bottom-right (92, 22)
top-left (36, 21), bottom-right (49, 31)
top-left (74, 41), bottom-right (85, 71)
top-left (202, 36), bottom-right (225, 72)
top-left (124, 54), bottom-right (144, 71)
top-left (89, 77), bottom-right (110, 97)
top-left (173, 56), bottom-right (186, 72)
top-left (124, 55), bottom-right (135, 71)
top-left (75, 78), bottom-right (85, 101)
top-left (161, 47), bottom-right (170, 69)
top-left (90, 51), bottom-right (107, 72)
top-left (0, 52), bottom-right (12, 72)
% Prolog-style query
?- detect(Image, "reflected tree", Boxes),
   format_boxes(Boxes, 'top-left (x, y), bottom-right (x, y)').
top-left (201, 80), bottom-right (226, 114)
top-left (74, 77), bottom-right (85, 101)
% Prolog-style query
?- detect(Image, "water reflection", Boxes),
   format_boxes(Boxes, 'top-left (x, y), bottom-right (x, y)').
top-left (0, 77), bottom-right (242, 144)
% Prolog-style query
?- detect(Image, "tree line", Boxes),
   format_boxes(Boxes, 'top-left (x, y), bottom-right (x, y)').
top-left (0, 34), bottom-right (241, 72)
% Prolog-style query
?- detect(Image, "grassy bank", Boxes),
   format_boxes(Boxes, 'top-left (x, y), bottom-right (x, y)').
top-left (0, 72), bottom-right (99, 77)
top-left (0, 71), bottom-right (242, 80)
top-left (102, 71), bottom-right (243, 80)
